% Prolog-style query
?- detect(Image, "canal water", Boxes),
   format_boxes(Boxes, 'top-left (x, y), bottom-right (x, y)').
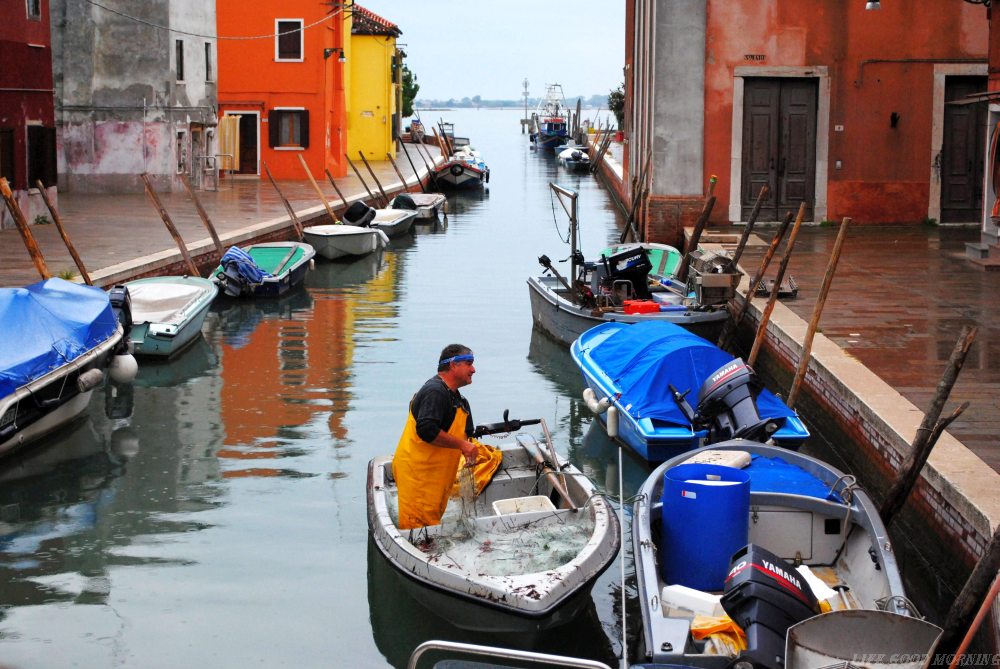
top-left (0, 109), bottom-right (656, 668)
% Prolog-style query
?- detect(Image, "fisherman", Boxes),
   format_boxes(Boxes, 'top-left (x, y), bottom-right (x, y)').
top-left (392, 344), bottom-right (502, 530)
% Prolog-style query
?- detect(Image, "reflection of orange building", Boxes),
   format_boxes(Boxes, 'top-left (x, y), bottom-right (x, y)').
top-left (217, 254), bottom-right (400, 472)
top-left (216, 1), bottom-right (349, 179)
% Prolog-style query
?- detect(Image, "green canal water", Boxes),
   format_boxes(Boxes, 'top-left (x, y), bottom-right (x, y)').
top-left (0, 109), bottom-right (659, 667)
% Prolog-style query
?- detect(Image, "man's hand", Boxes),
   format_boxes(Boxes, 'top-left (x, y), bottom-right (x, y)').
top-left (460, 441), bottom-right (477, 467)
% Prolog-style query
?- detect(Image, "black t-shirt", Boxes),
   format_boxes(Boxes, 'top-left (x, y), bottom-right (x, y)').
top-left (410, 375), bottom-right (473, 444)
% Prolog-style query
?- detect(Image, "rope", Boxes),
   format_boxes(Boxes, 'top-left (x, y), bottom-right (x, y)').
top-left (549, 188), bottom-right (570, 244)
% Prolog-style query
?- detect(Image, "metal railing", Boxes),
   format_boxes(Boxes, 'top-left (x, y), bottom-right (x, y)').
top-left (407, 640), bottom-right (613, 669)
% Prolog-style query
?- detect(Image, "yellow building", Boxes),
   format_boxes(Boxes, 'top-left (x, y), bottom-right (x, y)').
top-left (346, 5), bottom-right (402, 161)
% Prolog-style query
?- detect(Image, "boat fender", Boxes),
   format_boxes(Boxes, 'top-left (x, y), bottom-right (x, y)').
top-left (449, 163), bottom-right (464, 177)
top-left (606, 406), bottom-right (619, 438)
top-left (77, 368), bottom-right (105, 393)
top-left (583, 387), bottom-right (612, 415)
top-left (376, 230), bottom-right (390, 247)
top-left (309, 259), bottom-right (316, 270)
top-left (109, 353), bottom-right (139, 384)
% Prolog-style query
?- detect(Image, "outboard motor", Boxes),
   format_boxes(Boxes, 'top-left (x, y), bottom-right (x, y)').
top-left (343, 201), bottom-right (376, 227)
top-left (600, 246), bottom-right (653, 300)
top-left (721, 544), bottom-right (819, 669)
top-left (670, 359), bottom-right (782, 444)
top-left (108, 285), bottom-right (133, 351)
top-left (391, 193), bottom-right (417, 211)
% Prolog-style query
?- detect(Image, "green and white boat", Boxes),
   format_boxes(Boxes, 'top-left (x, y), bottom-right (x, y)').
top-left (124, 275), bottom-right (217, 358)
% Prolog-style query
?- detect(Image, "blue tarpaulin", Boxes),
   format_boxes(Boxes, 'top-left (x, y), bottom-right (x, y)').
top-left (221, 246), bottom-right (271, 285)
top-left (588, 320), bottom-right (796, 428)
top-left (0, 278), bottom-right (118, 398)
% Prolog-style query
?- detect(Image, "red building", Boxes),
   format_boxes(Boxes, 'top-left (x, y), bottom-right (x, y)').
top-left (624, 1), bottom-right (990, 245)
top-left (0, 0), bottom-right (57, 228)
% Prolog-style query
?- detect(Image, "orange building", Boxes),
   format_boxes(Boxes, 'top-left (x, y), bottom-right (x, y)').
top-left (216, 0), bottom-right (349, 180)
top-left (624, 1), bottom-right (990, 244)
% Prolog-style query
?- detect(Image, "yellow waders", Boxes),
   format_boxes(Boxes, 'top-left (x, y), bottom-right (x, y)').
top-left (392, 406), bottom-right (501, 530)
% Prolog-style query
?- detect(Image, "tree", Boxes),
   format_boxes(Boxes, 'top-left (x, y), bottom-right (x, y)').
top-left (401, 66), bottom-right (419, 118)
top-left (608, 83), bottom-right (625, 130)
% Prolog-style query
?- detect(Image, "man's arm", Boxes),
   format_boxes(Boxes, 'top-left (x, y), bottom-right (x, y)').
top-left (430, 430), bottom-right (477, 466)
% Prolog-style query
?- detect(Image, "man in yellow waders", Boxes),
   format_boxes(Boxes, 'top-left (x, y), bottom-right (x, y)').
top-left (392, 344), bottom-right (502, 530)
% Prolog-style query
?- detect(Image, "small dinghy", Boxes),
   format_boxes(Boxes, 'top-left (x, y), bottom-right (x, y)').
top-left (571, 320), bottom-right (809, 463)
top-left (390, 192), bottom-right (447, 221)
top-left (123, 275), bottom-right (217, 358)
top-left (341, 200), bottom-right (418, 239)
top-left (213, 241), bottom-right (315, 298)
top-left (367, 416), bottom-right (620, 632)
top-left (302, 224), bottom-right (388, 260)
top-left (632, 441), bottom-right (914, 669)
top-left (557, 146), bottom-right (591, 172)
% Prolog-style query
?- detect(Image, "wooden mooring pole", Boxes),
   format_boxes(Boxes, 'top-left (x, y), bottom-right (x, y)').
top-left (34, 179), bottom-right (90, 284)
top-left (297, 154), bottom-right (338, 224)
top-left (786, 217), bottom-right (851, 409)
top-left (386, 152), bottom-right (410, 198)
top-left (324, 169), bottom-right (349, 209)
top-left (140, 173), bottom-right (200, 277)
top-left (395, 141), bottom-right (428, 194)
top-left (675, 175), bottom-right (718, 283)
top-left (725, 184), bottom-right (769, 273)
top-left (262, 163), bottom-right (304, 240)
top-left (357, 151), bottom-right (390, 207)
top-left (1, 176), bottom-right (51, 280)
top-left (179, 174), bottom-right (224, 260)
top-left (941, 539), bottom-right (1000, 666)
top-left (344, 154), bottom-right (379, 204)
top-left (747, 201), bottom-right (806, 367)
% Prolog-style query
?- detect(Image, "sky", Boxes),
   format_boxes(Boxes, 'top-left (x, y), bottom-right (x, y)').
top-left (355, 1), bottom-right (626, 102)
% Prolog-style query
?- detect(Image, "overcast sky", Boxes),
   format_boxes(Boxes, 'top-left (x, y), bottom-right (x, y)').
top-left (356, 1), bottom-right (626, 102)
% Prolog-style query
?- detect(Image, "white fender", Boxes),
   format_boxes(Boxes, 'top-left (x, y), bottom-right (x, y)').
top-left (582, 387), bottom-right (612, 415)
top-left (375, 229), bottom-right (390, 248)
top-left (109, 353), bottom-right (138, 384)
top-left (606, 406), bottom-right (619, 438)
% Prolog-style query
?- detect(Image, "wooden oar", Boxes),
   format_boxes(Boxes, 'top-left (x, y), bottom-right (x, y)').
top-left (1, 176), bottom-right (51, 280)
top-left (516, 437), bottom-right (576, 510)
top-left (272, 244), bottom-right (300, 275)
top-left (34, 179), bottom-right (90, 284)
top-left (140, 173), bottom-right (200, 277)
top-left (539, 418), bottom-right (570, 500)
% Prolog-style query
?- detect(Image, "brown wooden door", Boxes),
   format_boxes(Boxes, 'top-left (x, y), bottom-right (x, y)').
top-left (237, 114), bottom-right (258, 175)
top-left (941, 76), bottom-right (987, 223)
top-left (741, 78), bottom-right (817, 220)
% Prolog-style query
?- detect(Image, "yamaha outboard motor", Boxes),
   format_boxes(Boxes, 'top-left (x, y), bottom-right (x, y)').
top-left (343, 201), bottom-right (376, 227)
top-left (675, 359), bottom-right (781, 443)
top-left (721, 544), bottom-right (819, 669)
top-left (391, 193), bottom-right (417, 210)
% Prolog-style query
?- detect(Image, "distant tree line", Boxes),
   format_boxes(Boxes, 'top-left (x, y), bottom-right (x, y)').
top-left (413, 93), bottom-right (609, 109)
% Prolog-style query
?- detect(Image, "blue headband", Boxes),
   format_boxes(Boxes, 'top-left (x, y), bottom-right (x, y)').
top-left (440, 353), bottom-right (474, 366)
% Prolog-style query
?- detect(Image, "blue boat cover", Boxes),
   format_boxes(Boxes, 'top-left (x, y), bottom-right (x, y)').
top-left (588, 321), bottom-right (796, 428)
top-left (0, 278), bottom-right (118, 398)
top-left (745, 455), bottom-right (843, 503)
top-left (221, 246), bottom-right (271, 285)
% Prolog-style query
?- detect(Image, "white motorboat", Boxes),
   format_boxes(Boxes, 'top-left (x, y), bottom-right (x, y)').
top-left (390, 192), bottom-right (447, 221)
top-left (303, 224), bottom-right (389, 260)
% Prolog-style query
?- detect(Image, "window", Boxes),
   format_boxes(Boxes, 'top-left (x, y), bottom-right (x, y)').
top-left (268, 109), bottom-right (309, 148)
top-left (205, 43), bottom-right (213, 82)
top-left (275, 20), bottom-right (303, 61)
top-left (0, 129), bottom-right (15, 186)
top-left (26, 0), bottom-right (40, 20)
top-left (176, 130), bottom-right (188, 174)
top-left (176, 39), bottom-right (184, 82)
top-left (27, 126), bottom-right (56, 188)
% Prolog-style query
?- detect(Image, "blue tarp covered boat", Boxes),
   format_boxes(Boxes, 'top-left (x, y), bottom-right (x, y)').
top-left (570, 320), bottom-right (809, 462)
top-left (0, 278), bottom-right (125, 457)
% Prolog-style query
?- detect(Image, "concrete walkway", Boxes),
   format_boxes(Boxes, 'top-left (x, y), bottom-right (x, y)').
top-left (0, 142), bottom-right (444, 287)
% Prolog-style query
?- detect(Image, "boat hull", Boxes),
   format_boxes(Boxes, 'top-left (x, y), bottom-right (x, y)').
top-left (527, 275), bottom-right (728, 347)
top-left (213, 242), bottom-right (315, 298)
top-left (395, 192), bottom-right (447, 220)
top-left (370, 209), bottom-right (418, 237)
top-left (125, 276), bottom-right (217, 358)
top-left (366, 439), bottom-right (620, 630)
top-left (434, 163), bottom-right (487, 189)
top-left (632, 441), bottom-right (911, 667)
top-left (303, 225), bottom-right (387, 260)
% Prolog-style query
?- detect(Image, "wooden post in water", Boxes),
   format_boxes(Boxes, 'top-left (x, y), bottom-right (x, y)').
top-left (747, 202), bottom-right (806, 367)
top-left (725, 185), bottom-right (769, 273)
top-left (675, 175), bottom-right (719, 282)
top-left (1, 177), bottom-right (51, 280)
top-left (619, 150), bottom-right (652, 244)
top-left (344, 154), bottom-right (379, 204)
top-left (179, 174), bottom-right (224, 259)
top-left (262, 162), bottom-right (304, 240)
top-left (879, 325), bottom-right (978, 525)
top-left (357, 151), bottom-right (390, 207)
top-left (140, 173), bottom-right (200, 277)
top-left (717, 211), bottom-right (793, 352)
top-left (786, 217), bottom-right (851, 409)
top-left (939, 529), bottom-right (1000, 664)
top-left (297, 154), bottom-right (338, 224)
top-left (324, 169), bottom-right (349, 209)
top-left (34, 179), bottom-right (90, 284)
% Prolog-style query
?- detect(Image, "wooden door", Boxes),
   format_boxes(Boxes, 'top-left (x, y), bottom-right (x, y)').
top-left (237, 114), bottom-right (258, 175)
top-left (741, 78), bottom-right (817, 220)
top-left (941, 76), bottom-right (987, 223)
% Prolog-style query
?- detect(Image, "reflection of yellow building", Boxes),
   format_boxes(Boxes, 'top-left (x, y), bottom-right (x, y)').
top-left (346, 5), bottom-right (402, 161)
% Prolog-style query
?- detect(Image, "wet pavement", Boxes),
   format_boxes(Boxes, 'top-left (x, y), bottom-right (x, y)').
top-left (2, 148), bottom-right (998, 475)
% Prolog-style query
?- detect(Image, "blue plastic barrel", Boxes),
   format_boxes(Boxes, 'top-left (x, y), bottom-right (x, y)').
top-left (660, 463), bottom-right (750, 591)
